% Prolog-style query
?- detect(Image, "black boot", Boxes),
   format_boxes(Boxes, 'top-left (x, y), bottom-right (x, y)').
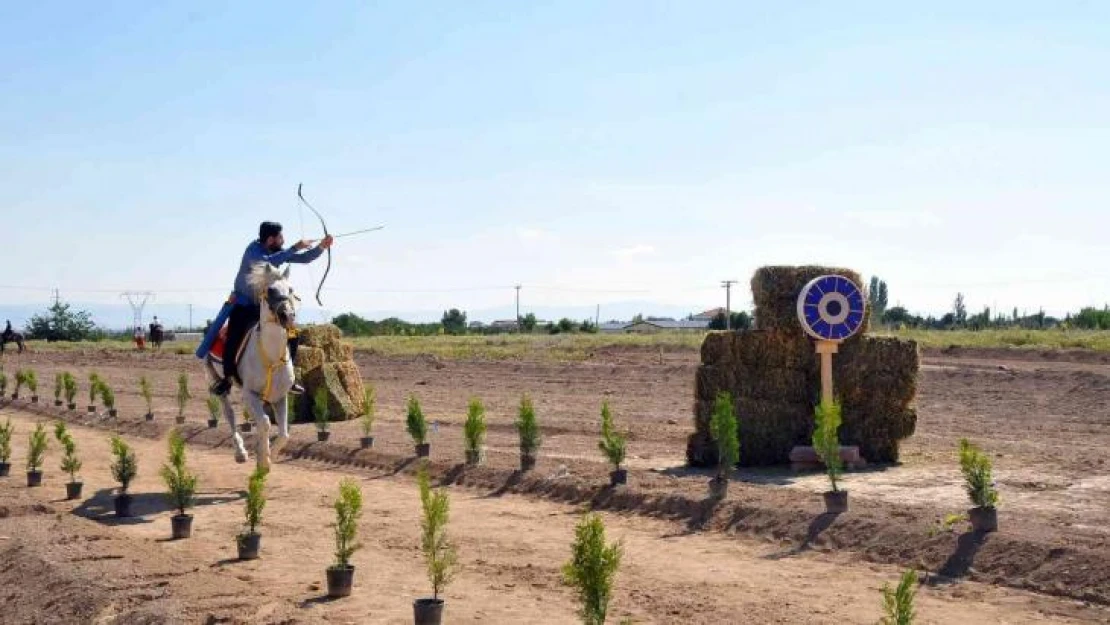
top-left (287, 335), bottom-right (304, 394)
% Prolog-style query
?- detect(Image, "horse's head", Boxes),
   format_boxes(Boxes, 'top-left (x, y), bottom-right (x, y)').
top-left (248, 263), bottom-right (297, 331)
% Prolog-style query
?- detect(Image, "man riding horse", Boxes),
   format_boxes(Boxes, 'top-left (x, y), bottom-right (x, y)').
top-left (1, 320), bottom-right (25, 354)
top-left (208, 221), bottom-right (334, 397)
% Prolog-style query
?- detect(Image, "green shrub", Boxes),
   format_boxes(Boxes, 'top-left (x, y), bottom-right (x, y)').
top-left (60, 432), bottom-right (81, 483)
top-left (99, 384), bottom-right (116, 410)
top-left (54, 420), bottom-right (68, 443)
top-left (709, 391), bottom-right (739, 477)
top-left (63, 373), bottom-right (77, 404)
top-left (516, 394), bottom-right (541, 456)
top-left (812, 399), bottom-right (844, 492)
top-left (360, 384), bottom-right (376, 436)
top-left (27, 423), bottom-right (48, 472)
top-left (0, 371), bottom-right (7, 397)
top-left (463, 397), bottom-right (486, 454)
top-left (958, 438), bottom-right (998, 509)
top-left (54, 373), bottom-right (64, 401)
top-left (418, 463), bottom-right (458, 600)
top-left (160, 429), bottom-right (197, 516)
top-left (313, 386), bottom-right (330, 431)
top-left (110, 436), bottom-right (138, 494)
top-left (24, 370), bottom-right (37, 395)
top-left (562, 513), bottom-right (623, 625)
top-left (880, 569), bottom-right (918, 625)
top-left (13, 370), bottom-right (28, 396)
top-left (241, 467), bottom-right (268, 538)
top-left (332, 478), bottom-right (363, 569)
top-left (205, 395), bottom-right (221, 423)
top-left (597, 400), bottom-right (627, 470)
top-left (139, 376), bottom-right (154, 414)
top-left (176, 373), bottom-right (191, 419)
top-left (88, 372), bottom-right (102, 403)
top-left (406, 394), bottom-right (427, 445)
top-left (0, 419), bottom-right (12, 463)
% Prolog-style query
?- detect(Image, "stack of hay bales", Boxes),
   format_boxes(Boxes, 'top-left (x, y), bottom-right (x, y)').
top-left (687, 266), bottom-right (919, 467)
top-left (292, 324), bottom-right (365, 423)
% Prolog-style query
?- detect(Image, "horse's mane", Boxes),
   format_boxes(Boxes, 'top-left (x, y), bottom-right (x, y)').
top-left (247, 262), bottom-right (284, 296)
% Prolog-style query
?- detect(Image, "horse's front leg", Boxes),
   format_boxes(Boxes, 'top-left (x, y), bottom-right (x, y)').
top-left (269, 393), bottom-right (291, 458)
top-left (243, 391), bottom-right (272, 471)
top-left (206, 356), bottom-right (247, 462)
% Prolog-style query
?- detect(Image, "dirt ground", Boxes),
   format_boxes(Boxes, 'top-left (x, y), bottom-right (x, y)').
top-left (1, 343), bottom-right (1109, 622)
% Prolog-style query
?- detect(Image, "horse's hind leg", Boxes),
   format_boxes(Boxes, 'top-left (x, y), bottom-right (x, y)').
top-left (206, 356), bottom-right (247, 462)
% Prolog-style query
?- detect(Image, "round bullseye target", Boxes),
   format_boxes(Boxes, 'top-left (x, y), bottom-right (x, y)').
top-left (796, 275), bottom-right (867, 341)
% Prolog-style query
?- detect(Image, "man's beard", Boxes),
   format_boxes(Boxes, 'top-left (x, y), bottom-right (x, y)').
top-left (266, 242), bottom-right (283, 253)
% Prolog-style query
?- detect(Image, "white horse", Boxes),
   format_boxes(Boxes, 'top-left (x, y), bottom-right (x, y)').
top-left (204, 262), bottom-right (297, 470)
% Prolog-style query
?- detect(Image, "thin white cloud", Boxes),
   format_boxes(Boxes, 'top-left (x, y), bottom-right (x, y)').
top-left (516, 227), bottom-right (544, 241)
top-left (846, 210), bottom-right (941, 230)
top-left (611, 244), bottom-right (656, 258)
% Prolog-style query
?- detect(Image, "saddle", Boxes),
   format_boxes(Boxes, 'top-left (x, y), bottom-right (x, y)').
top-left (208, 323), bottom-right (252, 378)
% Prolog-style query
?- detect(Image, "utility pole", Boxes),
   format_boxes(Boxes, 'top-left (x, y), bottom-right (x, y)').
top-left (514, 284), bottom-right (522, 331)
top-left (721, 280), bottom-right (737, 330)
top-left (188, 304), bottom-right (193, 331)
top-left (53, 289), bottom-right (60, 306)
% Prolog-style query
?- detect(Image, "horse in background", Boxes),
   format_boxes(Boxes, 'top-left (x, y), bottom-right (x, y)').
top-left (1, 322), bottom-right (25, 354)
top-left (149, 320), bottom-right (164, 350)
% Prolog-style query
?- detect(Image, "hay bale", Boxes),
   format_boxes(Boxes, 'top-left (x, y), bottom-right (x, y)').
top-left (751, 266), bottom-right (868, 335)
top-left (699, 332), bottom-right (734, 365)
top-left (322, 341), bottom-right (354, 363)
top-left (297, 363), bottom-right (358, 423)
top-left (333, 361), bottom-right (366, 409)
top-left (299, 323), bottom-right (343, 348)
top-left (294, 346), bottom-right (325, 372)
top-left (695, 365), bottom-right (736, 402)
top-left (733, 331), bottom-right (815, 370)
top-left (734, 365), bottom-right (816, 403)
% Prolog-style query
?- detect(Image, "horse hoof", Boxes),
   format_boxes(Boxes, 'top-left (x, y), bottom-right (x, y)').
top-left (235, 450), bottom-right (248, 463)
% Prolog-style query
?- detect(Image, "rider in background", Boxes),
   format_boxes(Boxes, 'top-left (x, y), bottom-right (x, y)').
top-left (210, 221), bottom-right (333, 396)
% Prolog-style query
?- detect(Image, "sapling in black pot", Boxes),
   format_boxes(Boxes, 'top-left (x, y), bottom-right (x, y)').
top-left (314, 386), bottom-right (331, 442)
top-left (205, 395), bottom-right (220, 429)
top-left (63, 373), bottom-right (77, 410)
top-left (237, 467), bottom-right (268, 560)
top-left (12, 369), bottom-right (27, 401)
top-left (598, 399), bottom-right (628, 486)
top-left (88, 372), bottom-right (102, 413)
top-left (0, 418), bottom-right (13, 477)
top-left (139, 375), bottom-right (154, 420)
top-left (562, 512), bottom-right (623, 625)
top-left (407, 394), bottom-right (429, 457)
top-left (327, 478), bottom-right (363, 598)
top-left (161, 429), bottom-right (198, 539)
top-left (359, 384), bottom-right (376, 449)
top-left (175, 373), bottom-right (191, 425)
top-left (0, 371), bottom-right (7, 403)
top-left (59, 428), bottom-right (83, 500)
top-left (100, 383), bottom-right (117, 418)
top-left (25, 370), bottom-right (38, 403)
top-left (26, 423), bottom-right (48, 487)
top-left (813, 399), bottom-right (847, 513)
top-left (110, 436), bottom-right (138, 517)
top-left (414, 463), bottom-right (458, 625)
top-left (959, 438), bottom-right (999, 533)
top-left (880, 569), bottom-right (918, 625)
top-left (708, 391), bottom-right (738, 499)
top-left (516, 394), bottom-right (541, 472)
top-left (54, 372), bottom-right (64, 407)
top-left (463, 397), bottom-right (486, 466)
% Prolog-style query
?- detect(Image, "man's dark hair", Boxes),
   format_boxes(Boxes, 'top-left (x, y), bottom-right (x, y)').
top-left (259, 221), bottom-right (283, 241)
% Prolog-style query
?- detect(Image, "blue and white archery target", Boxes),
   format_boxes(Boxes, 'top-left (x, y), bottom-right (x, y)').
top-left (796, 275), bottom-right (867, 341)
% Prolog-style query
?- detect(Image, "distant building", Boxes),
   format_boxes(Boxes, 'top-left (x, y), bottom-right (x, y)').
top-left (490, 319), bottom-right (519, 331)
top-left (692, 307), bottom-right (725, 321)
top-left (605, 319), bottom-right (710, 333)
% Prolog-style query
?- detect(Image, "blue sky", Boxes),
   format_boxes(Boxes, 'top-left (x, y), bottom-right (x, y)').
top-left (3, 1), bottom-right (1109, 327)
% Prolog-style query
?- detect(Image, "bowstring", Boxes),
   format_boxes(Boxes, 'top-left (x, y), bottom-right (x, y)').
top-left (297, 194), bottom-right (322, 323)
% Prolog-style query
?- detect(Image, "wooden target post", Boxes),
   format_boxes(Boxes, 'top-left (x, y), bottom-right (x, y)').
top-left (790, 275), bottom-right (867, 469)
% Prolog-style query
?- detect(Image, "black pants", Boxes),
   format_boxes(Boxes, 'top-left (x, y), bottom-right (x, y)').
top-left (223, 303), bottom-right (300, 382)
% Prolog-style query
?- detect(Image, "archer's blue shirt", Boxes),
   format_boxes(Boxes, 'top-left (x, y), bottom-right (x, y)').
top-left (232, 240), bottom-right (325, 304)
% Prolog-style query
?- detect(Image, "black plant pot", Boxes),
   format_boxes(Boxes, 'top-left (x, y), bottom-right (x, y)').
top-left (115, 494), bottom-right (133, 518)
top-left (66, 481), bottom-right (84, 500)
top-left (31, 396), bottom-right (38, 404)
top-left (520, 453), bottom-right (536, 472)
top-left (108, 409), bottom-right (118, 418)
top-left (54, 399), bottom-right (63, 407)
top-left (823, 490), bottom-right (849, 514)
top-left (175, 416), bottom-right (186, 425)
top-left (415, 443), bottom-right (430, 458)
top-left (145, 412), bottom-right (154, 421)
top-left (968, 506), bottom-right (998, 533)
top-left (708, 475), bottom-right (728, 499)
top-left (465, 449), bottom-right (481, 466)
top-left (27, 470), bottom-right (43, 487)
top-left (10, 393), bottom-right (17, 400)
top-left (609, 468), bottom-right (628, 486)
top-left (171, 514), bottom-right (194, 539)
top-left (317, 430), bottom-right (331, 442)
top-left (0, 462), bottom-right (10, 477)
top-left (240, 422), bottom-right (252, 433)
top-left (326, 565), bottom-right (355, 598)
top-left (67, 403), bottom-right (76, 411)
top-left (360, 436), bottom-right (374, 450)
top-left (207, 419), bottom-right (218, 429)
top-left (87, 405), bottom-right (96, 413)
top-left (237, 533), bottom-right (261, 560)
top-left (413, 598), bottom-right (445, 625)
